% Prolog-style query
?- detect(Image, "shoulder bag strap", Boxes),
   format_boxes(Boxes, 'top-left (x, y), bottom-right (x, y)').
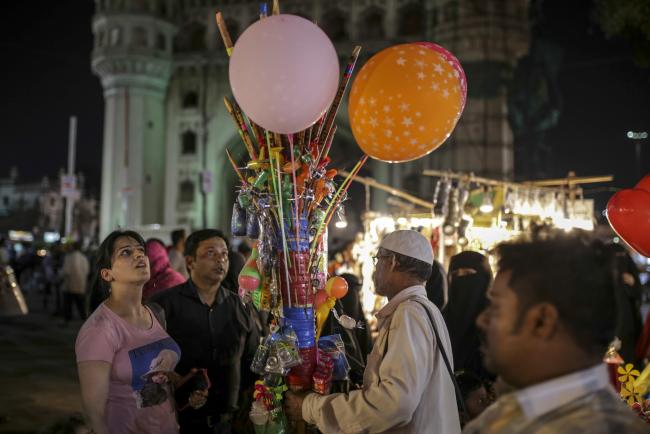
top-left (412, 299), bottom-right (468, 419)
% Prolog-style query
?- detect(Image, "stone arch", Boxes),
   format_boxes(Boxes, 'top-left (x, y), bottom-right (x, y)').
top-left (398, 2), bottom-right (425, 36)
top-left (179, 179), bottom-right (195, 203)
top-left (156, 32), bottom-right (166, 50)
top-left (359, 7), bottom-right (385, 40)
top-left (131, 26), bottom-right (148, 47)
top-left (182, 91), bottom-right (198, 109)
top-left (174, 22), bottom-right (206, 52)
top-left (321, 8), bottom-right (347, 42)
top-left (181, 130), bottom-right (197, 154)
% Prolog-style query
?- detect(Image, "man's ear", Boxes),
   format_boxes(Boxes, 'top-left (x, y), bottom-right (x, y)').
top-left (100, 268), bottom-right (113, 283)
top-left (185, 255), bottom-right (195, 272)
top-left (526, 303), bottom-right (559, 340)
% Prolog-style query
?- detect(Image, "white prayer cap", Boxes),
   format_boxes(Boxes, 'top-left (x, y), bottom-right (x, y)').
top-left (379, 230), bottom-right (434, 265)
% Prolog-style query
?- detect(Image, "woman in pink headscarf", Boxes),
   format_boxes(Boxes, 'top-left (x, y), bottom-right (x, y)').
top-left (142, 239), bottom-right (186, 301)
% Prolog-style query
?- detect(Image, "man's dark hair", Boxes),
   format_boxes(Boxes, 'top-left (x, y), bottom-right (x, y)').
top-left (493, 229), bottom-right (617, 357)
top-left (171, 229), bottom-right (186, 247)
top-left (184, 229), bottom-right (229, 257)
top-left (380, 247), bottom-right (433, 281)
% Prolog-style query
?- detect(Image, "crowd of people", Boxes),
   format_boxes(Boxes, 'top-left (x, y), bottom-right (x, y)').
top-left (8, 224), bottom-right (649, 433)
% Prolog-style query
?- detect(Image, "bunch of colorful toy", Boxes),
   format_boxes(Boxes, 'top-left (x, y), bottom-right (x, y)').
top-left (216, 4), bottom-right (364, 432)
top-left (217, 1), bottom-right (467, 431)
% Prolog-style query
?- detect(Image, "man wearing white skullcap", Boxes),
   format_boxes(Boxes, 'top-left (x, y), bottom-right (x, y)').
top-left (286, 230), bottom-right (461, 433)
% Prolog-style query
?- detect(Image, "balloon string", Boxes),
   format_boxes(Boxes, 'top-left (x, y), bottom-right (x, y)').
top-left (266, 131), bottom-right (292, 309)
top-left (288, 134), bottom-right (302, 272)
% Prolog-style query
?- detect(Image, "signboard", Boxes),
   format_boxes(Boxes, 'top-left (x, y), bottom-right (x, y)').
top-left (201, 170), bottom-right (213, 193)
top-left (60, 175), bottom-right (78, 198)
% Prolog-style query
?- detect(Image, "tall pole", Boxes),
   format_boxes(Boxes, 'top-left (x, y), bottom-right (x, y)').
top-left (627, 131), bottom-right (648, 180)
top-left (65, 116), bottom-right (77, 238)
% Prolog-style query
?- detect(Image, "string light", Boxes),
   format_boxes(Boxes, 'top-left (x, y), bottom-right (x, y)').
top-left (479, 187), bottom-right (494, 214)
top-left (334, 206), bottom-right (348, 229)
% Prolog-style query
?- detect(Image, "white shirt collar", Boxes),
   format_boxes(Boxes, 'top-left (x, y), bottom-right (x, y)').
top-left (375, 285), bottom-right (427, 323)
top-left (515, 363), bottom-right (613, 420)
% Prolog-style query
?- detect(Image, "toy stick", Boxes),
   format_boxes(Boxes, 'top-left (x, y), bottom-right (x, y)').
top-left (316, 46), bottom-right (361, 146)
top-left (226, 149), bottom-right (247, 184)
top-left (223, 97), bottom-right (257, 159)
top-left (215, 12), bottom-right (234, 57)
top-left (288, 134), bottom-right (301, 259)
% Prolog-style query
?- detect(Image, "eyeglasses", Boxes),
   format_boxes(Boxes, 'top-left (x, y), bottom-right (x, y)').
top-left (372, 254), bottom-right (392, 265)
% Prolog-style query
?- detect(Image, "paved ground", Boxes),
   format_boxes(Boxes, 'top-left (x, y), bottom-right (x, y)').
top-left (0, 290), bottom-right (85, 433)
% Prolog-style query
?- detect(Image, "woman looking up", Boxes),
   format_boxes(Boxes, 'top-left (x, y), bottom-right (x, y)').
top-left (75, 230), bottom-right (186, 434)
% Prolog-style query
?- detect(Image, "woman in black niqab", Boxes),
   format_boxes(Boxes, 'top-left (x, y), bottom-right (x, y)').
top-left (443, 251), bottom-right (494, 381)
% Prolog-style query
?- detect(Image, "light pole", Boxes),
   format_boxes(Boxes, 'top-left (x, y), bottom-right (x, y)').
top-left (627, 130), bottom-right (648, 180)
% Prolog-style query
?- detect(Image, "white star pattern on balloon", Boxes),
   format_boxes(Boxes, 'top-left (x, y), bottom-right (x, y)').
top-left (442, 89), bottom-right (450, 98)
top-left (383, 105), bottom-right (391, 113)
top-left (396, 57), bottom-right (406, 66)
top-left (402, 117), bottom-right (413, 127)
top-left (434, 63), bottom-right (444, 74)
top-left (417, 71), bottom-right (426, 80)
top-left (369, 117), bottom-right (378, 127)
top-left (415, 59), bottom-right (425, 68)
top-left (369, 97), bottom-right (377, 106)
top-left (399, 102), bottom-right (410, 112)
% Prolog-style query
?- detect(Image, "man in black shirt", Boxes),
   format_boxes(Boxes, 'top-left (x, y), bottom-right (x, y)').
top-left (150, 229), bottom-right (259, 434)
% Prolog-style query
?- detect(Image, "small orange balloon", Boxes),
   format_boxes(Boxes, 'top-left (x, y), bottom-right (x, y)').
top-left (325, 276), bottom-right (348, 299)
top-left (314, 289), bottom-right (329, 308)
top-left (348, 43), bottom-right (465, 162)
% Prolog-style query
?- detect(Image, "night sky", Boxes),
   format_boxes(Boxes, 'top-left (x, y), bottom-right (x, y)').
top-left (0, 0), bottom-right (648, 212)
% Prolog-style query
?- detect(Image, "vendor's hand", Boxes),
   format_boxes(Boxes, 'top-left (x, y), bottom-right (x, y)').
top-left (188, 389), bottom-right (208, 409)
top-left (284, 390), bottom-right (310, 422)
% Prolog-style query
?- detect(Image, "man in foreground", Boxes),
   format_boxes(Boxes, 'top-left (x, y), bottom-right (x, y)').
top-left (464, 230), bottom-right (647, 433)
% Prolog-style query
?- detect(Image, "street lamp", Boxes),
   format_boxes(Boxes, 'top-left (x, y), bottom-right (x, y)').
top-left (627, 131), bottom-right (648, 180)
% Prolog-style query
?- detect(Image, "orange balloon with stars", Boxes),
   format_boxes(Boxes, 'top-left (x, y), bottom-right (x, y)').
top-left (348, 43), bottom-right (466, 163)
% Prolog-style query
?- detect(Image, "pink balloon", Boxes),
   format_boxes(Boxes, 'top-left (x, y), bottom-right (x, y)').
top-left (416, 42), bottom-right (467, 111)
top-left (238, 275), bottom-right (260, 292)
top-left (229, 14), bottom-right (340, 134)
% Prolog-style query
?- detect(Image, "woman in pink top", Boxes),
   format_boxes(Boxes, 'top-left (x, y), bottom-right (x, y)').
top-left (76, 230), bottom-right (199, 434)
